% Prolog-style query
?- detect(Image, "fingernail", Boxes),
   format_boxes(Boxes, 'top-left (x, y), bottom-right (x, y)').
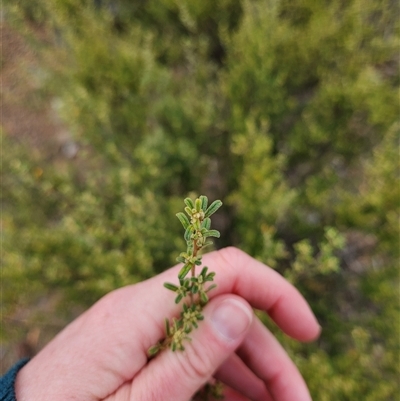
top-left (211, 299), bottom-right (252, 341)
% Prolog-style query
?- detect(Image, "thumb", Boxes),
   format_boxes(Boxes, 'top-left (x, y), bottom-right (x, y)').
top-left (129, 295), bottom-right (253, 401)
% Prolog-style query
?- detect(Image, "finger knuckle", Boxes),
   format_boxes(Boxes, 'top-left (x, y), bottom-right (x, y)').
top-left (176, 342), bottom-right (214, 383)
top-left (218, 246), bottom-right (246, 265)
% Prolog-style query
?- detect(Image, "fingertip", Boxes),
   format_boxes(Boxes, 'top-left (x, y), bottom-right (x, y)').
top-left (296, 313), bottom-right (321, 343)
top-left (268, 286), bottom-right (321, 342)
top-left (209, 296), bottom-right (253, 343)
top-left (307, 323), bottom-right (322, 342)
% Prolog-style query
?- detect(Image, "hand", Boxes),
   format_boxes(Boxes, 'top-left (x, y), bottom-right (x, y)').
top-left (15, 247), bottom-right (320, 401)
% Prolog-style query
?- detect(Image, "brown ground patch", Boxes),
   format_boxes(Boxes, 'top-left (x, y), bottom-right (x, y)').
top-left (1, 20), bottom-right (69, 155)
top-left (1, 19), bottom-right (74, 373)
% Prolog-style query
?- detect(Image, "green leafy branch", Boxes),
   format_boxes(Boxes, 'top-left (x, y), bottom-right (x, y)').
top-left (148, 195), bottom-right (222, 355)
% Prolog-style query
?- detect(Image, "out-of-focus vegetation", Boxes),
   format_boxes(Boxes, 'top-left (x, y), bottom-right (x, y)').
top-left (2, 0), bottom-right (399, 398)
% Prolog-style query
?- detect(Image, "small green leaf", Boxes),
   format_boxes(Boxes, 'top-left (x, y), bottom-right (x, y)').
top-left (206, 284), bottom-right (217, 292)
top-left (202, 217), bottom-right (211, 230)
top-left (200, 195), bottom-right (208, 211)
top-left (195, 198), bottom-right (202, 212)
top-left (175, 294), bottom-right (183, 304)
top-left (184, 198), bottom-right (194, 209)
top-left (205, 272), bottom-right (216, 281)
top-left (178, 263), bottom-right (192, 279)
top-left (200, 291), bottom-right (209, 304)
top-left (165, 318), bottom-right (171, 336)
top-left (184, 226), bottom-right (192, 242)
top-left (148, 344), bottom-right (161, 356)
top-left (200, 266), bottom-right (208, 277)
top-left (205, 200), bottom-right (222, 217)
top-left (176, 256), bottom-right (186, 263)
top-left (164, 282), bottom-right (179, 292)
top-left (176, 212), bottom-right (190, 229)
top-left (205, 229), bottom-right (220, 238)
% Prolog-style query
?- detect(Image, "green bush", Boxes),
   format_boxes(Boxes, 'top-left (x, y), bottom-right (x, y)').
top-left (3, 0), bottom-right (399, 399)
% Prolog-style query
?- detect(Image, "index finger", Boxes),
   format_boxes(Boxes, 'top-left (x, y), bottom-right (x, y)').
top-left (153, 246), bottom-right (320, 342)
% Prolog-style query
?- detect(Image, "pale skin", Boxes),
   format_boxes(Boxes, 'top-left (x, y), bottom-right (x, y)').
top-left (15, 247), bottom-right (321, 401)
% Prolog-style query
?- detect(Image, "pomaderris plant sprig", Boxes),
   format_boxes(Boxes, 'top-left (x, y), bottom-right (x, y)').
top-left (148, 195), bottom-right (222, 355)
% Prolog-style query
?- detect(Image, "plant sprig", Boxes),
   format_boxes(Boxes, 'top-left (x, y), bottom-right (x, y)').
top-left (148, 195), bottom-right (222, 355)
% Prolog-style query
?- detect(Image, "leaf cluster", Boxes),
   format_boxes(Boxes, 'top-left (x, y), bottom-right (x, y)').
top-left (164, 266), bottom-right (216, 305)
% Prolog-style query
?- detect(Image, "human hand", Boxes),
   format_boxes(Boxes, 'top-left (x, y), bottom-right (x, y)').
top-left (15, 247), bottom-right (320, 401)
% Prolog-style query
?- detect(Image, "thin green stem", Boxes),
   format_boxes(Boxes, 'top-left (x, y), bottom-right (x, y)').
top-left (190, 242), bottom-right (199, 304)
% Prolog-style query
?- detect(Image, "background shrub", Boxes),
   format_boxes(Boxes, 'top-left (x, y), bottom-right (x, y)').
top-left (2, 0), bottom-right (399, 399)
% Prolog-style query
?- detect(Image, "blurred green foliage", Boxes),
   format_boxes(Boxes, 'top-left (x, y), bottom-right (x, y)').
top-left (2, 0), bottom-right (399, 399)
